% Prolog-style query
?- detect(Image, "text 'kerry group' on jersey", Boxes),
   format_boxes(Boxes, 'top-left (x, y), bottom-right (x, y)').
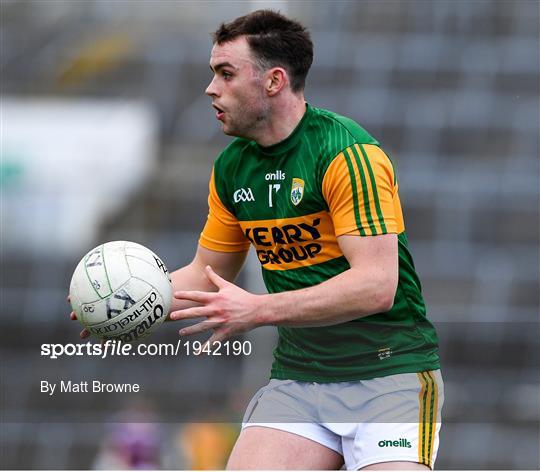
top-left (244, 217), bottom-right (323, 266)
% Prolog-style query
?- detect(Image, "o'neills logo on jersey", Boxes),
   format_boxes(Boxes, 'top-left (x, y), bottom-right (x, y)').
top-left (244, 217), bottom-right (322, 266)
top-left (233, 187), bottom-right (255, 203)
top-left (265, 170), bottom-right (286, 181)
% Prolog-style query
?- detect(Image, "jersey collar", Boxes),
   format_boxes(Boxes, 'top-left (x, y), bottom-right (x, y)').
top-left (255, 103), bottom-right (313, 156)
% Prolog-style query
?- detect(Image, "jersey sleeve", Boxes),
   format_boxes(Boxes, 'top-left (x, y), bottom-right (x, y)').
top-left (322, 143), bottom-right (403, 237)
top-left (199, 168), bottom-right (251, 252)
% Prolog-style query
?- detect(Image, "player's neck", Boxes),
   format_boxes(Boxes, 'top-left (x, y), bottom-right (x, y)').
top-left (253, 96), bottom-right (306, 147)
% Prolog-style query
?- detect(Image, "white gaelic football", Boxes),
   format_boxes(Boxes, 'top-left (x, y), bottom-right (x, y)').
top-left (69, 241), bottom-right (172, 343)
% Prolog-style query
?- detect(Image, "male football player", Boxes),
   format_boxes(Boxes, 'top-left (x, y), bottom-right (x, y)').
top-left (72, 10), bottom-right (443, 470)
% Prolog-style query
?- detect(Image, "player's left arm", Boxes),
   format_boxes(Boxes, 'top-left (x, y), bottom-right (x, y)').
top-left (170, 232), bottom-right (397, 343)
top-left (257, 232), bottom-right (398, 327)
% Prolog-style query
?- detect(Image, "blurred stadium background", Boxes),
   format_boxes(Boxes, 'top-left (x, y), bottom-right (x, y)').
top-left (1, 0), bottom-right (539, 469)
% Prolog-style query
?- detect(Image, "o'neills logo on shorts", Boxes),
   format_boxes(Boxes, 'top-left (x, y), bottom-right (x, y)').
top-left (378, 438), bottom-right (412, 448)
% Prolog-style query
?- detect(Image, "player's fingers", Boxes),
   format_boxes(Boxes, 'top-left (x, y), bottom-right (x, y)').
top-left (204, 265), bottom-right (229, 289)
top-left (179, 320), bottom-right (219, 337)
top-left (80, 329), bottom-right (90, 339)
top-left (174, 290), bottom-right (215, 303)
top-left (169, 307), bottom-right (212, 320)
top-left (70, 311), bottom-right (78, 321)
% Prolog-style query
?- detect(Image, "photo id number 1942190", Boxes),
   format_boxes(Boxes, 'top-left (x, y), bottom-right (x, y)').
top-left (185, 340), bottom-right (252, 356)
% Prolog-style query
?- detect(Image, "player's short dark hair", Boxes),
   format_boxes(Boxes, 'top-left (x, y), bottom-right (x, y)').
top-left (212, 10), bottom-right (313, 93)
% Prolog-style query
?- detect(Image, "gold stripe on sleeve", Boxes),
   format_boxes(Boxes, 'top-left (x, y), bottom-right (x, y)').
top-left (344, 146), bottom-right (373, 234)
top-left (354, 144), bottom-right (383, 234)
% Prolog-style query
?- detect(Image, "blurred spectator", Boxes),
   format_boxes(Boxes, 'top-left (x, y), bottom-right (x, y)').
top-left (93, 423), bottom-right (162, 470)
top-left (179, 423), bottom-right (238, 470)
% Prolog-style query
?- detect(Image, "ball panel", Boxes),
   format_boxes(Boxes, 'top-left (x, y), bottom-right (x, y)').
top-left (79, 298), bottom-right (103, 325)
top-left (124, 241), bottom-right (153, 257)
top-left (127, 257), bottom-right (172, 310)
top-left (102, 241), bottom-right (131, 291)
top-left (130, 272), bottom-right (172, 316)
top-left (69, 259), bottom-right (101, 311)
top-left (125, 245), bottom-right (171, 282)
top-left (83, 244), bottom-right (113, 299)
top-left (86, 283), bottom-right (167, 343)
top-left (83, 276), bottom-right (150, 326)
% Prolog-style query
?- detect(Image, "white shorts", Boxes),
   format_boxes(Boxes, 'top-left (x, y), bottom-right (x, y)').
top-left (242, 370), bottom-right (444, 470)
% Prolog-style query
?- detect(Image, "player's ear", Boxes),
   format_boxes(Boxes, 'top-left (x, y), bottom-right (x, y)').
top-left (265, 67), bottom-right (287, 96)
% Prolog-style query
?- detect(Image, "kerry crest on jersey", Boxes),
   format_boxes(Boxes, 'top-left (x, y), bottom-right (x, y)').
top-left (291, 178), bottom-right (304, 206)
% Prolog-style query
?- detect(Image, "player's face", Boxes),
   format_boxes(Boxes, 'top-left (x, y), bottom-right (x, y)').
top-left (205, 37), bottom-right (269, 138)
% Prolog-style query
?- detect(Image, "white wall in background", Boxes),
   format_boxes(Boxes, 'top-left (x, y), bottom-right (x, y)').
top-left (1, 97), bottom-right (158, 256)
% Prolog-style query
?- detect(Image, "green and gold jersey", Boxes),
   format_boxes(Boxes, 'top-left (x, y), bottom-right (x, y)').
top-left (199, 104), bottom-right (440, 382)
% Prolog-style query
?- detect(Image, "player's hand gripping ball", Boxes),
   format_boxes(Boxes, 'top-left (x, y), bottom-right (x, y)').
top-left (69, 241), bottom-right (172, 343)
